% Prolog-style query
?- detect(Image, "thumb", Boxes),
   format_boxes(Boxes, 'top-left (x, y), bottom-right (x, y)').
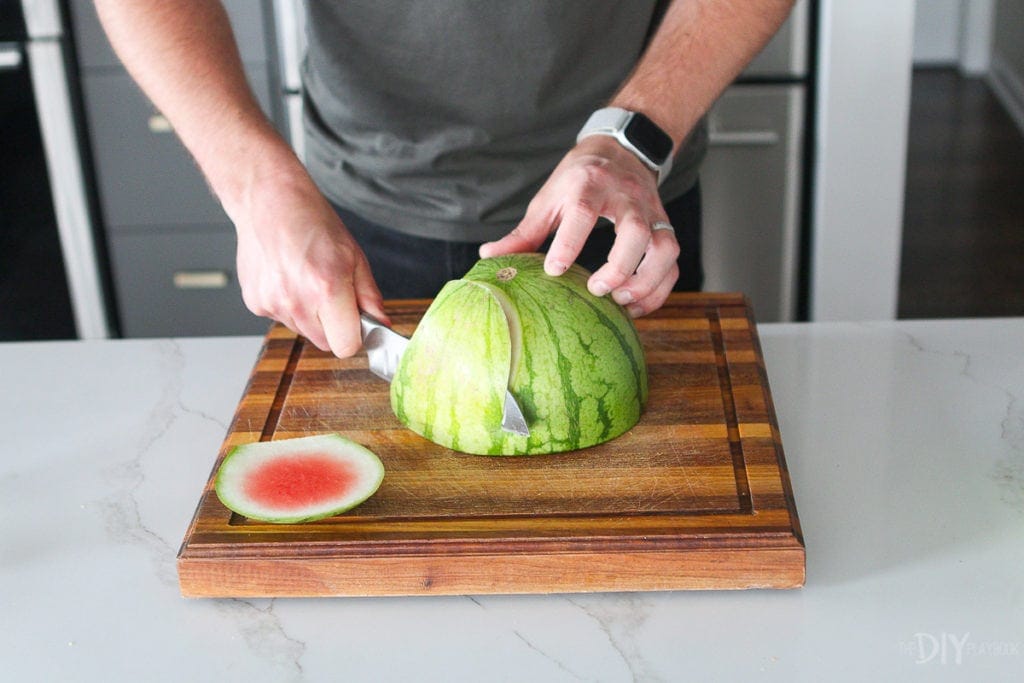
top-left (479, 209), bottom-right (553, 258)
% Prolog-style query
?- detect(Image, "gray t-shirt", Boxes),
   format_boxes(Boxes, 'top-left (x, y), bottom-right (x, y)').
top-left (302, 0), bottom-right (707, 242)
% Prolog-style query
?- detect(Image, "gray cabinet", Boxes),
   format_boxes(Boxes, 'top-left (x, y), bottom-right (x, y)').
top-left (72, 0), bottom-right (271, 70)
top-left (108, 229), bottom-right (269, 337)
top-left (70, 0), bottom-right (279, 337)
top-left (701, 85), bottom-right (805, 323)
top-left (699, 0), bottom-right (809, 323)
top-left (80, 69), bottom-right (274, 229)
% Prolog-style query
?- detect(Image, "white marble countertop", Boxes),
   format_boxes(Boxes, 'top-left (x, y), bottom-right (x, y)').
top-left (2, 318), bottom-right (1022, 681)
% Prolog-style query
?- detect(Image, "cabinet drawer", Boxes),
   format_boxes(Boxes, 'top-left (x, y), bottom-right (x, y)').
top-left (82, 69), bottom-right (272, 229)
top-left (741, 0), bottom-right (808, 78)
top-left (108, 230), bottom-right (269, 337)
top-left (70, 0), bottom-right (270, 70)
top-left (700, 85), bottom-right (805, 323)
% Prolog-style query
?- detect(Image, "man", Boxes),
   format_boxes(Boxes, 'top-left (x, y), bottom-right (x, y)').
top-left (94, 0), bottom-right (794, 357)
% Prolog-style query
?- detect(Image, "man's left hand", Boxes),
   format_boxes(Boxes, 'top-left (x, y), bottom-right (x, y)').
top-left (479, 135), bottom-right (680, 318)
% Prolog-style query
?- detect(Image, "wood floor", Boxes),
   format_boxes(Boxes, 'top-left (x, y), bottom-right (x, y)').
top-left (898, 68), bottom-right (1024, 319)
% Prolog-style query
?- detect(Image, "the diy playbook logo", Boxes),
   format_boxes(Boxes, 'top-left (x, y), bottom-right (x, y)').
top-left (900, 632), bottom-right (1020, 665)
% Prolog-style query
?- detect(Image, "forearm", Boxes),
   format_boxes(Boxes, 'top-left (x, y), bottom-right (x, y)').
top-left (612, 0), bottom-right (795, 151)
top-left (485, 0), bottom-right (795, 310)
top-left (93, 0), bottom-right (300, 210)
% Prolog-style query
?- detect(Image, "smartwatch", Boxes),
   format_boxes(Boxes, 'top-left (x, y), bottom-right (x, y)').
top-left (576, 107), bottom-right (674, 185)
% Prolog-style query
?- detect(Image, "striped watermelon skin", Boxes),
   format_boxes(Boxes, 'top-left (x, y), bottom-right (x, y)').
top-left (390, 254), bottom-right (648, 455)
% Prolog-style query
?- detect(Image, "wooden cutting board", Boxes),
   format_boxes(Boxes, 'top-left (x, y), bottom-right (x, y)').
top-left (177, 293), bottom-right (804, 597)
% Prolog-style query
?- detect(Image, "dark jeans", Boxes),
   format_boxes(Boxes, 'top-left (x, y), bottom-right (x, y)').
top-left (333, 182), bottom-right (703, 299)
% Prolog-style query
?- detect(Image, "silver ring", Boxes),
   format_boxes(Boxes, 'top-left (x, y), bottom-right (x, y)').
top-left (651, 221), bottom-right (675, 234)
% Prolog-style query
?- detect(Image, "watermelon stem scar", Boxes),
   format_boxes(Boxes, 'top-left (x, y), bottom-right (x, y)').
top-left (496, 266), bottom-right (517, 282)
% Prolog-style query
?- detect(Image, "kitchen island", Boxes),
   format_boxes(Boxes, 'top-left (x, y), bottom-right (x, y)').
top-left (2, 318), bottom-right (1021, 681)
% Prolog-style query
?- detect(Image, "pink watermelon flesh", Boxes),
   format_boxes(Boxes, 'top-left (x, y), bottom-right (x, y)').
top-left (242, 452), bottom-right (358, 511)
top-left (214, 433), bottom-right (385, 523)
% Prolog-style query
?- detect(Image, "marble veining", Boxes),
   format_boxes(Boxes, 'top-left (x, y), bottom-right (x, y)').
top-left (993, 396), bottom-right (1023, 511)
top-left (218, 598), bottom-right (307, 680)
top-left (567, 594), bottom-right (655, 682)
top-left (510, 624), bottom-right (585, 681)
top-left (1, 323), bottom-right (1021, 681)
top-left (96, 339), bottom-right (187, 586)
top-left (886, 323), bottom-right (1024, 513)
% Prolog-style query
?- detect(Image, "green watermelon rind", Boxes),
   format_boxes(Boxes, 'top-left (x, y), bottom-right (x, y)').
top-left (214, 433), bottom-right (385, 524)
top-left (390, 253), bottom-right (648, 456)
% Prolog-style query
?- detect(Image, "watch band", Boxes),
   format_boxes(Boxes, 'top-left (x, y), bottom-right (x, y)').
top-left (576, 107), bottom-right (674, 185)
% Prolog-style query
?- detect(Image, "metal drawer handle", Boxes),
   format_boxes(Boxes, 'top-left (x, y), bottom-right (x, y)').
top-left (0, 44), bottom-right (23, 71)
top-left (148, 113), bottom-right (173, 133)
top-left (173, 270), bottom-right (229, 289)
top-left (708, 130), bottom-right (780, 147)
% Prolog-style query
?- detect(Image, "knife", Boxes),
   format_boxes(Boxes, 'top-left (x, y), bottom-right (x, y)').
top-left (359, 313), bottom-right (530, 437)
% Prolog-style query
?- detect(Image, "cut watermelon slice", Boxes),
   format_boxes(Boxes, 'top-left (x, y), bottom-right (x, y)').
top-left (214, 433), bottom-right (385, 523)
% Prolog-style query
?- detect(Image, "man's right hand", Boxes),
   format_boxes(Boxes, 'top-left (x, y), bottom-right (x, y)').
top-left (230, 163), bottom-right (389, 358)
top-left (93, 0), bottom-right (386, 358)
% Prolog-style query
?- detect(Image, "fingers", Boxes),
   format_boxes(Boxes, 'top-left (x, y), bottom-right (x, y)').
top-left (288, 307), bottom-right (330, 352)
top-left (587, 209), bottom-right (650, 295)
top-left (480, 195), bottom-right (600, 278)
top-left (307, 255), bottom-right (386, 358)
top-left (231, 163), bottom-right (387, 358)
top-left (242, 268), bottom-right (331, 351)
top-left (481, 136), bottom-right (680, 316)
top-left (271, 269), bottom-right (379, 359)
top-left (543, 197), bottom-right (599, 276)
top-left (608, 223), bottom-right (681, 317)
top-left (478, 200), bottom-right (557, 260)
top-left (316, 288), bottom-right (362, 358)
top-left (237, 229), bottom-right (381, 358)
top-left (351, 256), bottom-right (390, 326)
top-left (478, 225), bottom-right (541, 259)
top-left (254, 275), bottom-right (340, 355)
top-left (602, 222), bottom-right (684, 317)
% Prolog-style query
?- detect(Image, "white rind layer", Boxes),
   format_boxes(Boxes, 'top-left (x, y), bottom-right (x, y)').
top-left (214, 433), bottom-right (385, 523)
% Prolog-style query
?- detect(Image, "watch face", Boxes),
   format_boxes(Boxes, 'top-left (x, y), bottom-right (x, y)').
top-left (624, 112), bottom-right (672, 165)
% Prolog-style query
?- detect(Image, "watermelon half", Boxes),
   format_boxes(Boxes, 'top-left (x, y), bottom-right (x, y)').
top-left (214, 433), bottom-right (385, 523)
top-left (391, 253), bottom-right (648, 456)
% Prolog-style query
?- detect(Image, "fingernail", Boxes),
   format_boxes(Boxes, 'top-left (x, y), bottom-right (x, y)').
top-left (590, 280), bottom-right (611, 296)
top-left (612, 289), bottom-right (634, 305)
top-left (627, 304), bottom-right (644, 318)
top-left (546, 260), bottom-right (569, 276)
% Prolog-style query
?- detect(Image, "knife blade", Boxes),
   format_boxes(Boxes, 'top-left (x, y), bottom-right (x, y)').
top-left (359, 313), bottom-right (530, 437)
